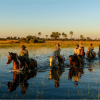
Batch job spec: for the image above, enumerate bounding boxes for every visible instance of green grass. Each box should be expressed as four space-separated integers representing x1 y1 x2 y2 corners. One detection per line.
0 40 100 48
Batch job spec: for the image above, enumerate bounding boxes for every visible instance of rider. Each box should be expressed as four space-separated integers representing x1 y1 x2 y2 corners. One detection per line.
53 43 62 62
88 43 94 56
79 42 83 50
73 44 82 64
73 44 80 55
18 45 29 69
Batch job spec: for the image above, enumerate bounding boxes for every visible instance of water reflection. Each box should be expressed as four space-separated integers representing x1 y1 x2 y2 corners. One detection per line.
7 70 37 94
49 67 64 87
68 67 84 86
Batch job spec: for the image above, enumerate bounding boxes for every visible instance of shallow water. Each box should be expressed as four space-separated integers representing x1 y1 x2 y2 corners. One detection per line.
0 47 100 99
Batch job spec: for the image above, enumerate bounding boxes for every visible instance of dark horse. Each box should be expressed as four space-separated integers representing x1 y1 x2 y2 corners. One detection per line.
69 55 83 66
80 47 85 57
6 52 37 70
69 47 84 66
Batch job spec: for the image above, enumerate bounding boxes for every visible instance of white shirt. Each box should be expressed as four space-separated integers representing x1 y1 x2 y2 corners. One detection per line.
73 48 80 55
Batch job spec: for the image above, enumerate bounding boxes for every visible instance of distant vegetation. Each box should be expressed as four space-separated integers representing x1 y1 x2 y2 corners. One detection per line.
1 31 100 42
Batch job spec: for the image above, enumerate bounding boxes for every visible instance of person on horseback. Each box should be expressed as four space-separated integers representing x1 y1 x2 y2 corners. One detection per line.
88 43 94 56
73 44 80 55
53 43 62 63
18 45 29 70
73 44 82 65
79 42 83 50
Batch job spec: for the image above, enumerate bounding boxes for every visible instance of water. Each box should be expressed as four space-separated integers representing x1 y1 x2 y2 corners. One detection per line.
0 47 100 99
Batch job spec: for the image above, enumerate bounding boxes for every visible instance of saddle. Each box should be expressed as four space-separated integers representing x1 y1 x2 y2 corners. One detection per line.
57 55 63 62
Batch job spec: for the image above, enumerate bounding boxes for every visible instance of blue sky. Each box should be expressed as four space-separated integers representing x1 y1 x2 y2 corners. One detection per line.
0 0 100 38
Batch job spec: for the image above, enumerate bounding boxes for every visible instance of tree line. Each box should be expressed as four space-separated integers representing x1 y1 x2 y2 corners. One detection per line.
1 31 100 41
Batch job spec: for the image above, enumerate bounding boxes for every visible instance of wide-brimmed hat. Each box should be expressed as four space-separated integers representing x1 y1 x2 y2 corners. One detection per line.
21 45 26 48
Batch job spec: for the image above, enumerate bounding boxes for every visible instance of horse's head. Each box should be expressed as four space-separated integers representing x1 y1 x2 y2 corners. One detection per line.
6 52 17 64
69 55 79 66
69 55 76 65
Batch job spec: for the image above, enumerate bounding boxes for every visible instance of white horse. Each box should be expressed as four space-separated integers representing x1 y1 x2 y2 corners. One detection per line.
49 55 65 67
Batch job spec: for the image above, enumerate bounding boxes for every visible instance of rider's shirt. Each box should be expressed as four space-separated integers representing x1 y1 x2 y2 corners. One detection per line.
54 47 61 56
73 48 80 55
19 49 29 59
88 46 94 50
79 44 83 50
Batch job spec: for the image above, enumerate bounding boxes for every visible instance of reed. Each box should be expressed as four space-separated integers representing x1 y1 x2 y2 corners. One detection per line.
0 40 100 48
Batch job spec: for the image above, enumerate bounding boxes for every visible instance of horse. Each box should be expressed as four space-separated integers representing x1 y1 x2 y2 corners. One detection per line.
86 48 96 58
49 55 65 67
6 52 37 70
69 55 83 67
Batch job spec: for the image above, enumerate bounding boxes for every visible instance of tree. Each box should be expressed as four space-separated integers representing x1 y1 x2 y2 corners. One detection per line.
6 37 10 39
14 36 17 40
45 35 48 39
26 35 33 41
38 32 41 38
80 35 84 40
58 33 61 38
18 37 20 39
86 37 91 41
62 32 67 39
50 32 60 39
64 34 67 39
69 31 73 39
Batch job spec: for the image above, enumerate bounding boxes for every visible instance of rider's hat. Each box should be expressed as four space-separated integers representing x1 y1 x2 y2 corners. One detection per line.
58 43 60 46
21 45 26 48
90 43 93 45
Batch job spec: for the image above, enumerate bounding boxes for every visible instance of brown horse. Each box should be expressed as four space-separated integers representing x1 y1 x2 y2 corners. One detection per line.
6 52 37 70
86 48 96 59
69 55 83 66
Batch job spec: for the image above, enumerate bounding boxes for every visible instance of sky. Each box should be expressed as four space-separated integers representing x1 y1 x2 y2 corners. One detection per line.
0 0 100 39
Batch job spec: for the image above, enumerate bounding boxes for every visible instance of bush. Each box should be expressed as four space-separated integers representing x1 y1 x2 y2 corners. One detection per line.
19 38 29 43
29 39 38 43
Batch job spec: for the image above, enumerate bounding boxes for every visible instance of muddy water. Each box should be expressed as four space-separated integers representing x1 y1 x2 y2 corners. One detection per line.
0 47 100 99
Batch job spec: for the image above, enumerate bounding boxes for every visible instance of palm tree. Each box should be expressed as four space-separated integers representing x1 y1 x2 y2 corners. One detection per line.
45 35 48 39
69 31 73 39
64 34 67 39
38 32 41 38
62 32 65 38
80 35 84 40
58 33 61 38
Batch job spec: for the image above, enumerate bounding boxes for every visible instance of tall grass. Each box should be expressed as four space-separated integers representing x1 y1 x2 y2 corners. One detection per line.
0 40 100 48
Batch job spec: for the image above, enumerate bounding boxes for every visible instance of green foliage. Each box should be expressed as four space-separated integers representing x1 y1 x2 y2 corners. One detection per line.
80 35 85 40
62 32 67 39
50 32 61 39
26 35 34 41
19 37 29 43
69 31 73 39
